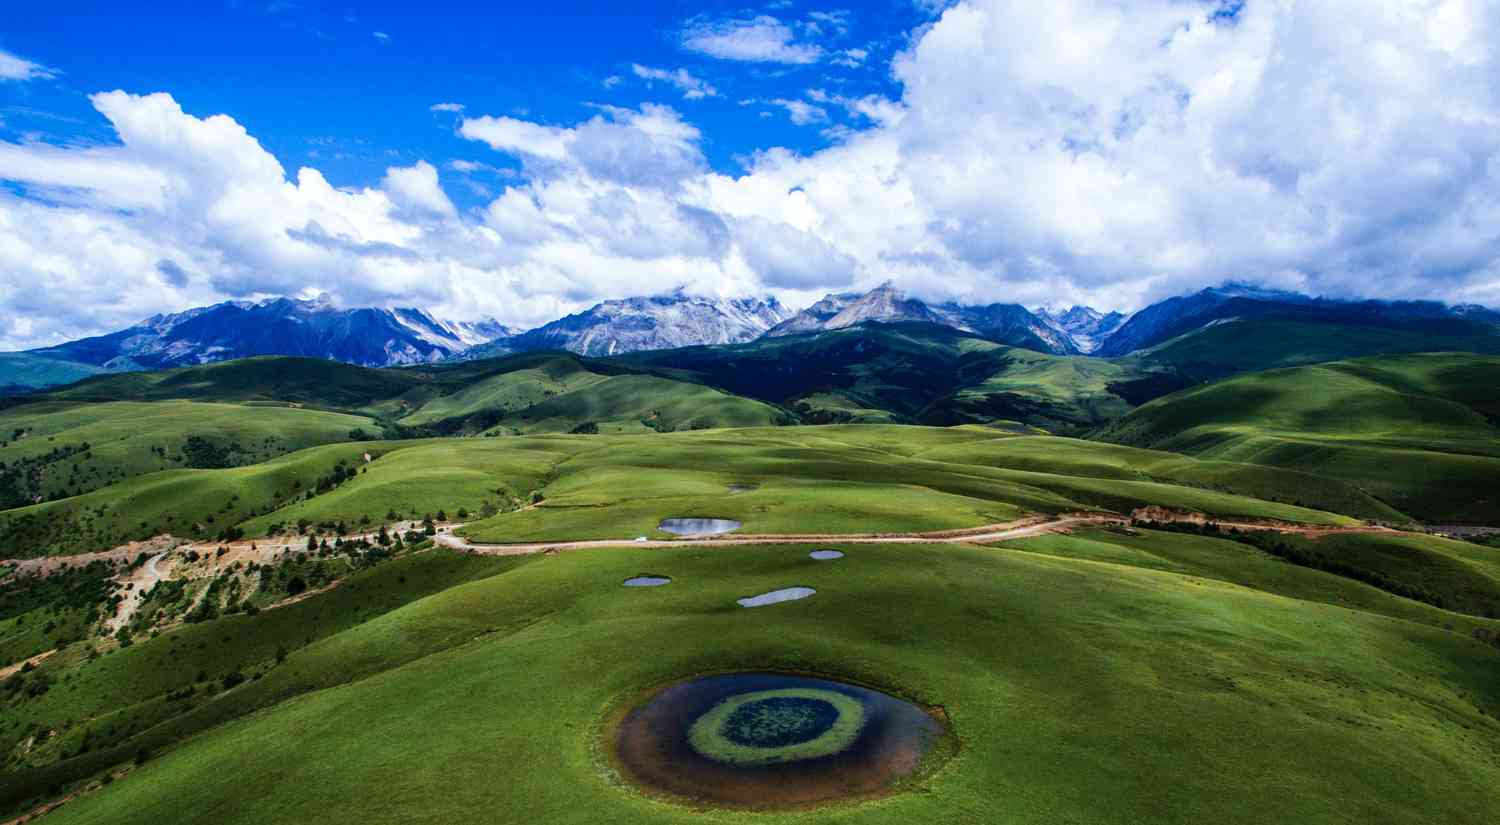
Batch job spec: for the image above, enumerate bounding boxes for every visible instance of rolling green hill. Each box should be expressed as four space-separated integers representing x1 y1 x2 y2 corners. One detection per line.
0 355 104 396
1098 353 1500 523
1138 318 1500 381
0 401 378 505
7 537 1498 824
616 323 1171 433
2 424 1384 559
0 353 786 506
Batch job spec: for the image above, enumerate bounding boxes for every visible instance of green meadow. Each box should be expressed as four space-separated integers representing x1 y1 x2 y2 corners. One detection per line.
3 342 1500 824
1100 353 1500 522
0 400 377 500
11 538 1499 824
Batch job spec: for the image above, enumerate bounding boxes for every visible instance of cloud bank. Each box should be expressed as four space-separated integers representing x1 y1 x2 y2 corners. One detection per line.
3 0 1500 350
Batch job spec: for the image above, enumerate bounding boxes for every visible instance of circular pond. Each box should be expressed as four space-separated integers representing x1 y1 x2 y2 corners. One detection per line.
658 518 742 536
612 673 951 809
623 575 671 587
809 550 845 561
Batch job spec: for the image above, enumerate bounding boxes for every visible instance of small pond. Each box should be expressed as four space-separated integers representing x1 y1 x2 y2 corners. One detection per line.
623 575 672 587
738 587 816 608
612 672 952 809
727 483 759 494
658 518 742 536
809 550 845 561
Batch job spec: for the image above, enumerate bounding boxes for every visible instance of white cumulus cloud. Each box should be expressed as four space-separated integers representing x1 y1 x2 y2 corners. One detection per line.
4 0 1500 348
681 15 823 64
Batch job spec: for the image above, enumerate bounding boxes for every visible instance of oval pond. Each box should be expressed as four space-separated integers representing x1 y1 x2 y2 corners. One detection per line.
612 672 951 809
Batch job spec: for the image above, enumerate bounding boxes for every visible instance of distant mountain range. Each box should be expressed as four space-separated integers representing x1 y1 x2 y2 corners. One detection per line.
6 281 1499 394
1034 306 1127 354
465 291 788 359
25 297 511 371
767 283 1078 354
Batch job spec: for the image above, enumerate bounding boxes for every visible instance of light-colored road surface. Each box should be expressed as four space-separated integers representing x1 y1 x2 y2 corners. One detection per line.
433 514 1121 556
434 512 1402 558
0 650 56 681
105 552 170 635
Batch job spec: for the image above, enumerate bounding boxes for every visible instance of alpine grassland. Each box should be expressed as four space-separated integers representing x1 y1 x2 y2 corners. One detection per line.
11 540 1499 824
1099 353 1500 522
2 347 1498 824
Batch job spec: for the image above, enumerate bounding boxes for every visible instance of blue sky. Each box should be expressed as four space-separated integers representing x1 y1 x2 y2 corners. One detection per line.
1 0 1498 350
4 0 923 210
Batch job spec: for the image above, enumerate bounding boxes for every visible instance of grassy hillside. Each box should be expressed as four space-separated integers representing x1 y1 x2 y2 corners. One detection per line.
11 539 1498 824
1 425 1387 559
0 355 104 395
1134 319 1500 386
1099 353 1500 523
617 323 1168 433
0 353 785 517
0 547 531 800
0 401 377 504
0 442 393 556
399 363 787 435
458 426 1363 545
1012 527 1500 631
31 356 425 411
10 352 784 436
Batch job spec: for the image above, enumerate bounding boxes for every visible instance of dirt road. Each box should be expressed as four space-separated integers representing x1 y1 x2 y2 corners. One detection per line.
105 552 170 635
433 510 1405 558
433 514 1121 556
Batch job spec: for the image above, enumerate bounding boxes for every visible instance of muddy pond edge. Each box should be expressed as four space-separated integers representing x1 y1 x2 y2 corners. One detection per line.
591 667 962 813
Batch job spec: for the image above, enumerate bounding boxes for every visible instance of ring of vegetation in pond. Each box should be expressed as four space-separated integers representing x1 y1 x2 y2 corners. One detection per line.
738 587 815 607
612 673 952 809
623 575 671 587
688 688 865 765
809 550 845 560
658 518 742 536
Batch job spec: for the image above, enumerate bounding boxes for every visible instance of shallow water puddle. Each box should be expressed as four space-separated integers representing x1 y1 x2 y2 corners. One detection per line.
659 518 742 536
809 550 845 560
737 587 816 607
623 575 671 587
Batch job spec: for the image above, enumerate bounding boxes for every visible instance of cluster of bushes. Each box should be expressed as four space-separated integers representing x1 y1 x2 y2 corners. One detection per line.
792 402 856 425
1 664 52 699
180 435 243 470
311 460 358 495
0 561 117 623
0 442 91 508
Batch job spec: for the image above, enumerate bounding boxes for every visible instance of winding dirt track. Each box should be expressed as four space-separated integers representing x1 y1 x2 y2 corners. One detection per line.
433 512 1403 558
434 514 1118 556
104 552 170 635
